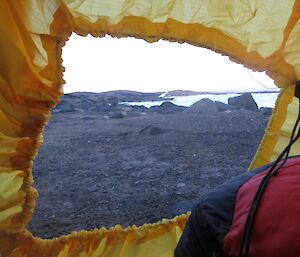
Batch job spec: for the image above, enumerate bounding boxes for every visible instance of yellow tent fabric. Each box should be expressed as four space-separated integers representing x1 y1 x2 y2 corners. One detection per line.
0 0 300 256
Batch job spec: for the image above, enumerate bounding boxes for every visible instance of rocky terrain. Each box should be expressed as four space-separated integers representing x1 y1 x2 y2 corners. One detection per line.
28 91 272 239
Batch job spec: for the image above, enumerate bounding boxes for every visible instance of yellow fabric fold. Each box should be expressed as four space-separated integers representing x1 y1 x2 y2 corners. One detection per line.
0 171 25 231
0 214 188 257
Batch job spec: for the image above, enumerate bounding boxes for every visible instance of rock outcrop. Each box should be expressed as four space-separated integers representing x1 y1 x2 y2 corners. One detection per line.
185 98 218 113
228 93 258 111
149 101 186 114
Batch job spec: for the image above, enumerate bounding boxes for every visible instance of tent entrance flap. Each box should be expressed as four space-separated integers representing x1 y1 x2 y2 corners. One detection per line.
0 0 300 256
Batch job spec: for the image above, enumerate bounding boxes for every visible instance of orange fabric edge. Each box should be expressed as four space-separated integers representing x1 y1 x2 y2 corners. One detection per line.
3 1 300 255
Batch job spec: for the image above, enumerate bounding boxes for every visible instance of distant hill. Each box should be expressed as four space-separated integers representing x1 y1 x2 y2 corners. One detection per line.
164 89 279 97
164 90 202 97
66 90 164 102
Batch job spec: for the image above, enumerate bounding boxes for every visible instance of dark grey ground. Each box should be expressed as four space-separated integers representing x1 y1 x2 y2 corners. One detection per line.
28 109 271 238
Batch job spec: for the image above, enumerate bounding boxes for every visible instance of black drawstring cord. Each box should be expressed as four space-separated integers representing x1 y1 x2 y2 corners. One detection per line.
238 81 300 257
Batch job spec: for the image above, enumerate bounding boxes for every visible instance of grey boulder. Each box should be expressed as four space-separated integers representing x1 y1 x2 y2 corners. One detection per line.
186 98 218 113
228 93 258 111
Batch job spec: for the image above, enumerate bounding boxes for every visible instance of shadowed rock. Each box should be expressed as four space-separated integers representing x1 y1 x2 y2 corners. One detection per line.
228 93 258 111
215 101 238 112
260 107 272 116
131 105 149 113
108 112 124 119
149 101 186 114
139 125 164 136
186 98 218 113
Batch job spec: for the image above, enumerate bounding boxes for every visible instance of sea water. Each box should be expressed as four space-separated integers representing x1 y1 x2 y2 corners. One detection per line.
123 92 279 109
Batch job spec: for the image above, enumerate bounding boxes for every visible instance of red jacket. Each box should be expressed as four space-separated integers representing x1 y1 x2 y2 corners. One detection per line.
175 156 300 257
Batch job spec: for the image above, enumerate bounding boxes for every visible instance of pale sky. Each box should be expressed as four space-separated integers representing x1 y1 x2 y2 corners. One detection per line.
62 33 277 94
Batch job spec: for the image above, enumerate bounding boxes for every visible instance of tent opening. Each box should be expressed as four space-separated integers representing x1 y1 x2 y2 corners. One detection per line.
28 33 277 239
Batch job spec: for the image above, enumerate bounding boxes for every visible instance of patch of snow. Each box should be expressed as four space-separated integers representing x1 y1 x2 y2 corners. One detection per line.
123 92 279 109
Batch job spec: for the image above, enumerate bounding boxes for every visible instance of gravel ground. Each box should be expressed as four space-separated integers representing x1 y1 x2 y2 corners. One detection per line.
28 110 271 238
